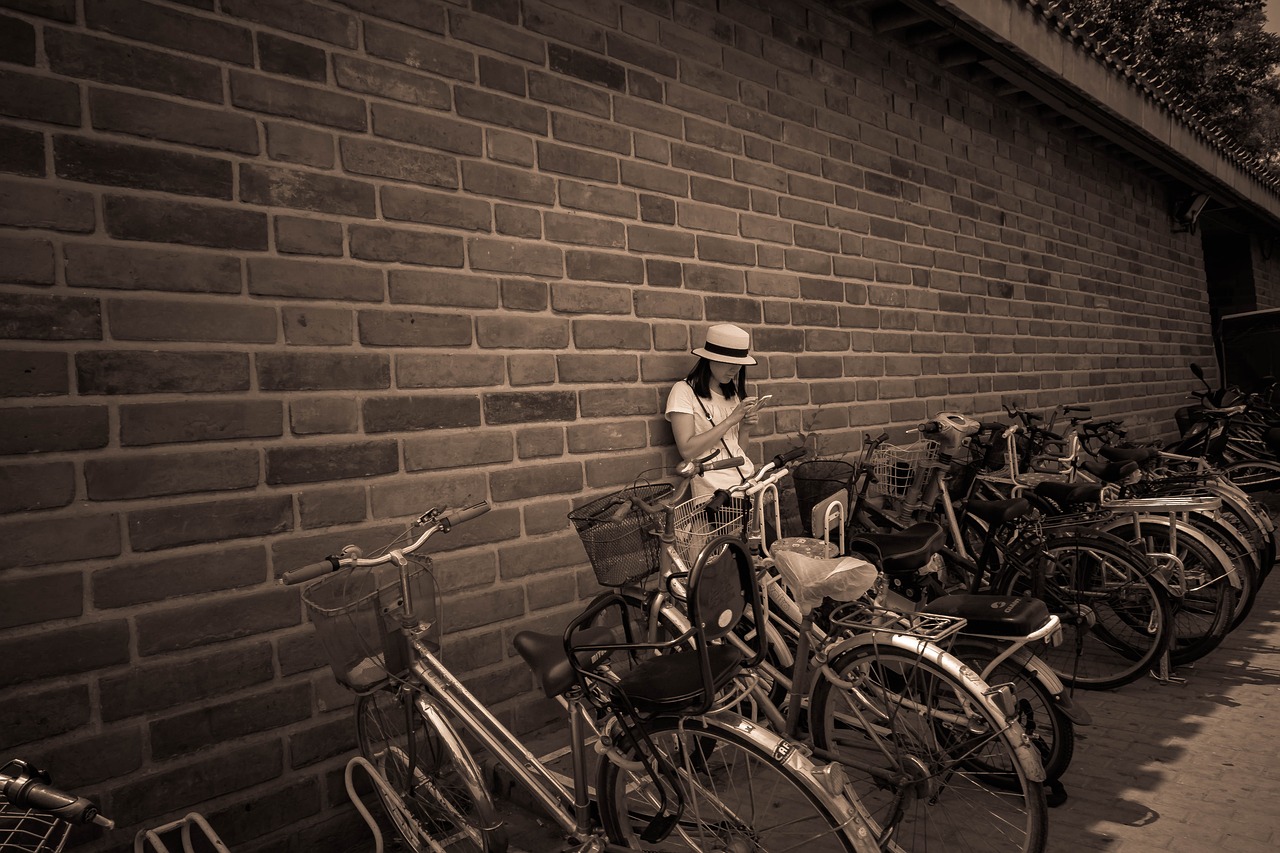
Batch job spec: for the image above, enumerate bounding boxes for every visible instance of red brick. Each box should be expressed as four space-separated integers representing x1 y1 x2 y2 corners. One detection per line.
0 460 75 513
475 315 569 349
46 28 222 103
572 318 651 349
404 431 512 471
0 235 52 285
77 350 250 394
349 224 464 266
64 242 242 293
85 0 254 63
0 405 108 454
89 88 259 155
396 353 504 387
515 425 563 459
335 54 451 108
298 485 365 528
222 0 357 48
363 21 475 81
85 448 259 500
104 194 268 250
289 397 358 435
249 257 384 301
106 298 277 343
371 101 484 156
508 353 556 385
705 294 763 324
462 160 556 204
120 399 283 446
231 69 365 130
275 216 343 256
550 41 629 88
363 395 483 433
483 390 577 424
0 292 100 339
257 31 327 82
0 68 79 126
634 288 701 319
128 494 293 552
0 124 43 177
450 8 544 63
281 306 353 345
627 223 696 256
388 270 499 309
94 544 266 609
0 178 95 232
495 203 543 237
265 121 335 168
357 309 472 346
578 387 659 417
0 12 36 65
0 618 129 686
340 137 459 188
557 353 639 383
501 277 549 310
566 420 649 453
544 211 626 247
151 681 311 760
265 440 398 484
257 352 389 391
537 139 618 181
110 740 284 822
560 180 638 217
241 163 375 217
0 682 90 750
0 570 81 629
382 185 492 231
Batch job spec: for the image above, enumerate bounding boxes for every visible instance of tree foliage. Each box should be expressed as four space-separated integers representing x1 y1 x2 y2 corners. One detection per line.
1061 0 1280 163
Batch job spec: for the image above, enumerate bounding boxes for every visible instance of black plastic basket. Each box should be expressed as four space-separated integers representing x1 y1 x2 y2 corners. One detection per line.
569 483 673 586
792 460 856 536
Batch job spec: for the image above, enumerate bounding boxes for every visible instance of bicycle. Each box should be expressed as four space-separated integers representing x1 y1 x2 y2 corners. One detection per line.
284 496 874 852
0 759 114 852
588 454 1050 853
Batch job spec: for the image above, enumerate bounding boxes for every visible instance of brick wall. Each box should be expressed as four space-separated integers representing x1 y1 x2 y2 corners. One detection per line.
0 0 1257 849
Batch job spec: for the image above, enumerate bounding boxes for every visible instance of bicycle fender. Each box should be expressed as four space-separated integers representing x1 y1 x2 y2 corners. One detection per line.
1001 646 1093 726
820 632 1048 783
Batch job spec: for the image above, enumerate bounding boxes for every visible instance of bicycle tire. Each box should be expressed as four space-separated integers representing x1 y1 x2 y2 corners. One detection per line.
808 638 1049 853
999 531 1171 690
597 713 864 851
356 688 506 853
947 638 1074 785
1223 459 1280 493
1103 519 1238 666
1181 511 1260 631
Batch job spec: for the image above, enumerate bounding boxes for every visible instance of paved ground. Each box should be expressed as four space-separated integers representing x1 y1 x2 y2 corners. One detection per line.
490 572 1280 852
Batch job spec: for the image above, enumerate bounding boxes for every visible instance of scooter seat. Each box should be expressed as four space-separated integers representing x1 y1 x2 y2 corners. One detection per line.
847 522 944 574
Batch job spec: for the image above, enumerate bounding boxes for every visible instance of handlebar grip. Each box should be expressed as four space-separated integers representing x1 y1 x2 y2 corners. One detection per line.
0 773 112 828
704 489 731 514
442 501 490 528
280 557 341 585
772 447 807 467
705 456 746 471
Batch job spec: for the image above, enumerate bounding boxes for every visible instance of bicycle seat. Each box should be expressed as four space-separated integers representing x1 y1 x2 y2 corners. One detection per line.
1033 480 1104 507
921 594 1051 638
513 626 618 699
1078 458 1139 483
846 521 945 574
1098 445 1159 465
962 498 1029 529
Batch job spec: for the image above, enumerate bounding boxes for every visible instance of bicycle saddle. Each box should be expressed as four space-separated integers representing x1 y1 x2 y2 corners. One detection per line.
513 625 617 698
963 497 1030 528
1033 480 1104 507
1098 445 1159 465
846 521 945 574
921 593 1051 638
1078 458 1139 483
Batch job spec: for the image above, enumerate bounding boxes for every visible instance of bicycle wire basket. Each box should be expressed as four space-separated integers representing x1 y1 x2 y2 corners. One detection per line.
869 440 939 499
0 795 71 853
569 483 673 586
672 493 750 565
301 558 438 694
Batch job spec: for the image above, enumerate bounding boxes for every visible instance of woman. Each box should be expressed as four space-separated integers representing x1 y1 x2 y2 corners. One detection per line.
665 323 763 499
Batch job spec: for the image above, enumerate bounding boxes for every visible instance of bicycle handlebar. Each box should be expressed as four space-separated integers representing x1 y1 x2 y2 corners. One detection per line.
279 502 491 585
0 760 113 828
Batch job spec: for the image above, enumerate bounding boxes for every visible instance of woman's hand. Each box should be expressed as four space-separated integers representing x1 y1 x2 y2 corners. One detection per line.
729 397 758 426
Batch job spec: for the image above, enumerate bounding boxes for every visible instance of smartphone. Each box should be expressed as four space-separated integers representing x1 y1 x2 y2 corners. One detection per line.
750 394 773 411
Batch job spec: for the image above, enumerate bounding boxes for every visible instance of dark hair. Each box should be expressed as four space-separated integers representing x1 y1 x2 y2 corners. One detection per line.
685 358 747 401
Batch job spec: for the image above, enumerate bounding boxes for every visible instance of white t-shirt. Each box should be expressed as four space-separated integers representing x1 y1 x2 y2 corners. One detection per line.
665 381 755 498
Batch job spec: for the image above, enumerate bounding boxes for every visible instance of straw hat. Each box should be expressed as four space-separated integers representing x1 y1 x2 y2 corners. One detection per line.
692 324 756 365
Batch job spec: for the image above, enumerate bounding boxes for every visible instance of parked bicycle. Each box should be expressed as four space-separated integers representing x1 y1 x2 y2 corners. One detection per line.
0 759 113 853
285 492 876 852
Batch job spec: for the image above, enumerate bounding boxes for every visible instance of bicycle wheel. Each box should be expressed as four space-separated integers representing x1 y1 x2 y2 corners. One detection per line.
598 714 860 851
1223 459 1280 493
1114 520 1238 666
808 639 1048 853
1005 532 1171 689
1183 511 1260 630
947 639 1074 786
356 687 506 853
